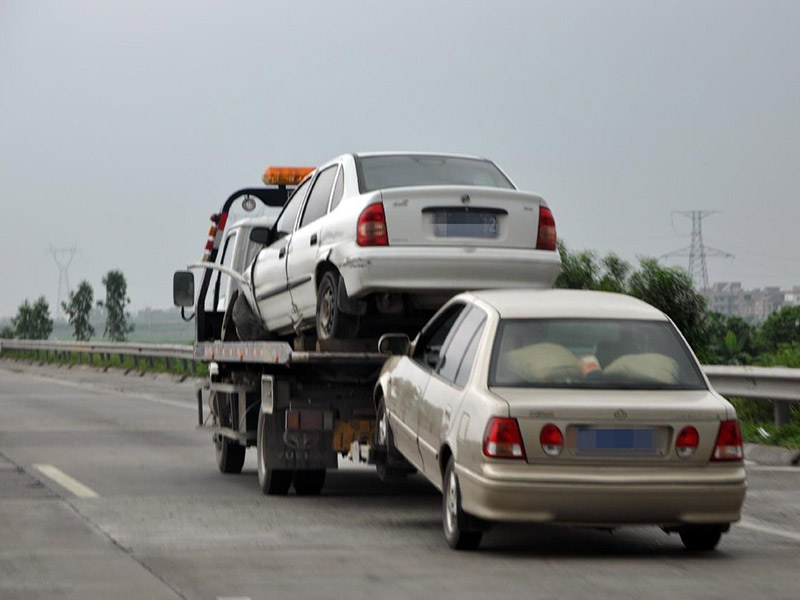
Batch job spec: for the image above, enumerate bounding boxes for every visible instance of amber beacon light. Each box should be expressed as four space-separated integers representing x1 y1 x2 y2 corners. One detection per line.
262 166 315 186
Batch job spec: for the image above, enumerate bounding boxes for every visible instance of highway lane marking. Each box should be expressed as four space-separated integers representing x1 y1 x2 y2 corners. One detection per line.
21 372 196 412
738 519 800 543
33 464 99 499
217 597 252 600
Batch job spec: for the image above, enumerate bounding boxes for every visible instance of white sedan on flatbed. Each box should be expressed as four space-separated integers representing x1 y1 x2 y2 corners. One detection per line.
374 289 747 550
242 153 561 340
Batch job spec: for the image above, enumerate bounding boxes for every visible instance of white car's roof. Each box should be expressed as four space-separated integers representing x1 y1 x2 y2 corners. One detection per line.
353 151 488 161
466 289 669 321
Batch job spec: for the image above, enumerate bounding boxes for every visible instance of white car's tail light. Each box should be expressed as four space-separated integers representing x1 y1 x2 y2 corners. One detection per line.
711 420 744 461
357 202 389 246
536 205 557 251
483 417 526 459
675 426 699 458
539 423 564 457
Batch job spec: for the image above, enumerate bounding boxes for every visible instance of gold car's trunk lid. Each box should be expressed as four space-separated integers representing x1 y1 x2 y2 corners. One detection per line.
493 388 729 465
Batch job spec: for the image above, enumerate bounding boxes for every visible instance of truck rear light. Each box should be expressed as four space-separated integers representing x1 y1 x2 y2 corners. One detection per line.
536 206 557 251
357 202 389 246
711 420 743 461
675 426 699 458
483 417 526 459
539 423 564 457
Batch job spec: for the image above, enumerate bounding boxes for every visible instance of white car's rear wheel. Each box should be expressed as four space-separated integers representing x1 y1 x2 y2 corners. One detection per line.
316 271 359 340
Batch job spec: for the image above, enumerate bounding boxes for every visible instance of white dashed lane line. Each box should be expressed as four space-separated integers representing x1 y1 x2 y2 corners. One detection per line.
738 519 800 543
33 464 100 499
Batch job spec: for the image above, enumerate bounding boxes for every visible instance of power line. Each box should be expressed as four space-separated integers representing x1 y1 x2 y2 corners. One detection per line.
661 211 733 293
48 244 78 320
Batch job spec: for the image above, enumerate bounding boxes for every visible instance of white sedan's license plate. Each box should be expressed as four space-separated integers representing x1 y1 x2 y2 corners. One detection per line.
576 427 662 456
433 210 498 238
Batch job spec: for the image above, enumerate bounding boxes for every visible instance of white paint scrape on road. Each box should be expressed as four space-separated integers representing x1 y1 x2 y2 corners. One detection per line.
34 464 100 499
738 519 800 543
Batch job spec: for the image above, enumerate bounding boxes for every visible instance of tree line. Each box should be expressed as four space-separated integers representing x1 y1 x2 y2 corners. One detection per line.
555 242 800 367
0 270 134 343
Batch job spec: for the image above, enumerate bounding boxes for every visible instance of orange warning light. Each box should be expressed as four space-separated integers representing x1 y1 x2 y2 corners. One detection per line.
262 166 315 186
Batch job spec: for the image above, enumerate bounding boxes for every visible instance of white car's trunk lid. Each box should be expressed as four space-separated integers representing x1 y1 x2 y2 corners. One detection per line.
380 186 543 248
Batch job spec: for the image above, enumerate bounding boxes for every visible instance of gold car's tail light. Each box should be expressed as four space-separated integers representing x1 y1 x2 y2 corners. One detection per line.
711 420 744 461
675 426 700 458
483 418 526 459
539 423 564 457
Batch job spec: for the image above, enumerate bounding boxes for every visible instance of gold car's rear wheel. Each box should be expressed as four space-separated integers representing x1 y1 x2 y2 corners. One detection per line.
443 457 482 550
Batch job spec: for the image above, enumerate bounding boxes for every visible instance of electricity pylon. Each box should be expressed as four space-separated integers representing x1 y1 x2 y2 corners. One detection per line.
661 211 733 293
48 244 78 320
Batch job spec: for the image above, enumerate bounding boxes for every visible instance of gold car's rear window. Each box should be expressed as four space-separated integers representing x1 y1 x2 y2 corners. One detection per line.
489 319 707 390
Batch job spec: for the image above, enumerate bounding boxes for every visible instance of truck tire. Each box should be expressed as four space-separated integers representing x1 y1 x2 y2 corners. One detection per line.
316 271 359 341
215 435 246 474
443 457 483 550
257 411 292 495
293 469 326 496
374 397 413 483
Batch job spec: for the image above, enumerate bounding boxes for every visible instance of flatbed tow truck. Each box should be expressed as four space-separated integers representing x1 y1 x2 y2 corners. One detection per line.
173 168 410 496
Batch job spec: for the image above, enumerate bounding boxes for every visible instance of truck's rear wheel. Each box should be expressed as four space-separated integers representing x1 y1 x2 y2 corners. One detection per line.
293 469 326 495
215 435 246 474
316 271 359 341
257 411 292 495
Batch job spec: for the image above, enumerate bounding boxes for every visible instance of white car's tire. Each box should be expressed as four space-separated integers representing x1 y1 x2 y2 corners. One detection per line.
316 271 359 341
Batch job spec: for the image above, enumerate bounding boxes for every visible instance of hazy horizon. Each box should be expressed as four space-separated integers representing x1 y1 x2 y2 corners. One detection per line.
2 1 799 318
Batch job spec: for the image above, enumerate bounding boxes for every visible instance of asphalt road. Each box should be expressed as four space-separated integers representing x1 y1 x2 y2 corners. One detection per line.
1 360 799 600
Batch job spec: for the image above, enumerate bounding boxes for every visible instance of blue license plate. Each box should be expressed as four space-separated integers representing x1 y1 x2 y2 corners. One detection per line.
577 428 658 456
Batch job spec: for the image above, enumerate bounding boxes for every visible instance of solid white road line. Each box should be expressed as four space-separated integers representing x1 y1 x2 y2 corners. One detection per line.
738 519 800 543
27 373 196 411
745 465 800 473
217 597 252 600
33 464 100 499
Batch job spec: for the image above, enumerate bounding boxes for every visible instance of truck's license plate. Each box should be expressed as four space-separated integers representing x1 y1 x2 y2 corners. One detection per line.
433 210 498 238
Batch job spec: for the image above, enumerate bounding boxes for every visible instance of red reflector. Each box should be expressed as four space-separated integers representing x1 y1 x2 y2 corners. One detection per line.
539 423 564 457
356 202 389 246
217 212 228 232
676 426 699 458
483 417 526 459
536 206 557 251
712 420 743 461
204 240 213 250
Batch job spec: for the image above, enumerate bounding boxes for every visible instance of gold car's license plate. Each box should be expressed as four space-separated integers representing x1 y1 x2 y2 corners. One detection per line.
576 427 661 457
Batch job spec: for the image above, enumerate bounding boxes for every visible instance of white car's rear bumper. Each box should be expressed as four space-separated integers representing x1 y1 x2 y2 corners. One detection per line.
337 246 561 298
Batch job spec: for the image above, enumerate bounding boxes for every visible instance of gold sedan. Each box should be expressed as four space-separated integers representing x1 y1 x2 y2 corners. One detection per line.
375 289 746 550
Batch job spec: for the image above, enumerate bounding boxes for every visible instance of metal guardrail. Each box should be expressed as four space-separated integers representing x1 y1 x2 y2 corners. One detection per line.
0 339 196 373
1 339 798 426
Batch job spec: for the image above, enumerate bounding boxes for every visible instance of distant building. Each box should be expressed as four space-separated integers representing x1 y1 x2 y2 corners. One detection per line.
707 282 799 322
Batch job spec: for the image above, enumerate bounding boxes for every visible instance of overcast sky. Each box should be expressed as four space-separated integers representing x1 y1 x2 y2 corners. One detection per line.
1 0 798 318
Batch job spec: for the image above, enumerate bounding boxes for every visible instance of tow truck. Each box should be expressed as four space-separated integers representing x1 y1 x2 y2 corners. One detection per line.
173 167 411 495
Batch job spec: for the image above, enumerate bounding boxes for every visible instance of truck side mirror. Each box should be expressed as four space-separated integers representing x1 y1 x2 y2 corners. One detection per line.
378 333 410 356
173 271 195 307
249 227 270 245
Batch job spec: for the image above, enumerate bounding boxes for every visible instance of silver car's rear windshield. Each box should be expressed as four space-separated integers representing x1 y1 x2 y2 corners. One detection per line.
489 318 707 390
356 155 515 193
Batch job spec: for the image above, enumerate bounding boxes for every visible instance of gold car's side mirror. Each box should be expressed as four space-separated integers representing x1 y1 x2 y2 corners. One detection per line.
378 333 411 356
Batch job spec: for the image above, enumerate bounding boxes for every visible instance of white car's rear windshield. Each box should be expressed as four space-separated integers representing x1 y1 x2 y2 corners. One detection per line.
356 155 515 192
489 319 707 390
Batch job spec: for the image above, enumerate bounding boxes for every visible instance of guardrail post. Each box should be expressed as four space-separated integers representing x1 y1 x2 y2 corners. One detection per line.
148 356 155 369
165 357 171 372
182 358 189 373
774 400 791 428
191 361 197 376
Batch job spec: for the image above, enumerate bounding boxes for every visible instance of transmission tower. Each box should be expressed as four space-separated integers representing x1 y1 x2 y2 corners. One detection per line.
661 211 733 293
48 244 78 320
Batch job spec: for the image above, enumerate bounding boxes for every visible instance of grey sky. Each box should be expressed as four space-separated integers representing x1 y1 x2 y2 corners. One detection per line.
1 0 798 318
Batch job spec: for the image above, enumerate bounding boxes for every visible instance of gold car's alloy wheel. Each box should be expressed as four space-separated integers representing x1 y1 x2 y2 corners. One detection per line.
445 469 458 536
